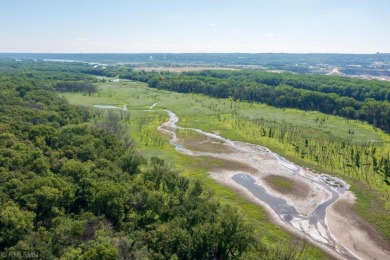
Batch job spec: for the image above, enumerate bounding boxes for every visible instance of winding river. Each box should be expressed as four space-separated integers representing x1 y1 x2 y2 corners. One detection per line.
157 109 360 259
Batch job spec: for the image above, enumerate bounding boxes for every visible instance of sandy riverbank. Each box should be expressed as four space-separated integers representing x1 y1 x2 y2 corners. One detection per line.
327 192 390 260
209 169 345 260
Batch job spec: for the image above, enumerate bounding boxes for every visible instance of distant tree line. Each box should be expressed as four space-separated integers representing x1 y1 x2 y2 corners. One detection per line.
55 81 98 94
138 70 390 133
60 64 390 132
186 70 390 102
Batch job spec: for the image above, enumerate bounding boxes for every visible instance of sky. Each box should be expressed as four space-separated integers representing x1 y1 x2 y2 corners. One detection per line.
0 0 389 53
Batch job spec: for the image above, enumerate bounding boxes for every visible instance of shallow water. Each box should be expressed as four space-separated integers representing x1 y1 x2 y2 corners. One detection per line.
94 104 127 110
232 173 299 215
94 105 119 109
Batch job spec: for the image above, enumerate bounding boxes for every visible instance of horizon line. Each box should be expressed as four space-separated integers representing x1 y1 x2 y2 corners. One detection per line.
0 52 388 55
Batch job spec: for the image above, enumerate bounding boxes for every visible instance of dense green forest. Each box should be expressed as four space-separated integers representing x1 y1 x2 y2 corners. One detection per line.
55 82 98 94
0 64 312 259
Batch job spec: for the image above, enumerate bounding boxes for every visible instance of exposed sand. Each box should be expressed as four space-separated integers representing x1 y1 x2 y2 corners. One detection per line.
208 156 331 216
177 135 236 154
214 153 389 259
209 169 344 260
157 108 390 260
263 174 310 199
327 192 390 260
209 168 326 217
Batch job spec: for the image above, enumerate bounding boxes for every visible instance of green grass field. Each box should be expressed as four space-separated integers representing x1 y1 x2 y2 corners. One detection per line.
63 78 390 258
64 79 384 143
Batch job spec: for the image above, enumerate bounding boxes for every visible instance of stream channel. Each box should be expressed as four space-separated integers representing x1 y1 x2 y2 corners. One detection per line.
157 109 358 260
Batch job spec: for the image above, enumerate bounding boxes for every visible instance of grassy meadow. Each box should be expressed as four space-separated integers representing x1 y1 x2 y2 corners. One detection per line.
63 78 390 257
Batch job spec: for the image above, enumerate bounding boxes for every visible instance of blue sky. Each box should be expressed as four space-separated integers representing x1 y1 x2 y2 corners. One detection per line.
1 0 389 53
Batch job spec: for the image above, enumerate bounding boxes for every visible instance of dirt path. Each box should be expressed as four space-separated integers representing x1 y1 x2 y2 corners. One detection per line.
156 108 390 260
